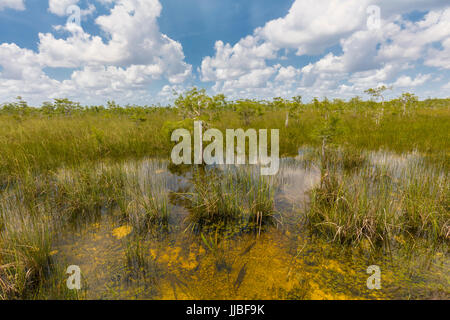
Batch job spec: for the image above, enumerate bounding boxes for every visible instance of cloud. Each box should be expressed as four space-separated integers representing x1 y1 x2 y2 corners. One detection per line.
48 0 79 16
40 0 191 81
426 38 450 69
68 64 162 90
0 43 61 101
394 74 431 87
48 0 95 18
200 0 381 97
158 84 186 102
219 66 279 92
258 0 371 56
300 8 450 91
200 37 276 82
0 43 42 80
0 0 25 11
0 0 192 104
374 0 449 15
200 0 450 100
1 0 450 104
275 66 301 83
377 9 450 64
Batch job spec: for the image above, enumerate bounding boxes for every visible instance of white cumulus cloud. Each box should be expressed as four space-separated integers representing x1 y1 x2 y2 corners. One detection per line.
200 0 450 100
48 0 79 16
0 0 192 104
0 0 25 11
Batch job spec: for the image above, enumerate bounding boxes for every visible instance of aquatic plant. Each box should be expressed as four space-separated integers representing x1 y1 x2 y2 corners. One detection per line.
184 166 277 232
0 204 53 299
306 152 449 246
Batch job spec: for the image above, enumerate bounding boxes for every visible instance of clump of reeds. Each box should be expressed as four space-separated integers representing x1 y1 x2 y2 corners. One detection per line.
310 146 368 172
53 164 128 222
400 168 449 242
186 168 243 229
340 148 368 171
120 160 172 233
0 201 53 299
306 151 449 247
307 168 398 246
184 166 277 232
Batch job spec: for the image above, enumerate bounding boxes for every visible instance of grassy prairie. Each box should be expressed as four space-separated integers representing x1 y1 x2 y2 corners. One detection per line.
0 96 448 180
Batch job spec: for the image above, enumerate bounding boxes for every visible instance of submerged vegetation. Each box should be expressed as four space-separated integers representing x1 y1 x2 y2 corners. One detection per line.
0 90 449 300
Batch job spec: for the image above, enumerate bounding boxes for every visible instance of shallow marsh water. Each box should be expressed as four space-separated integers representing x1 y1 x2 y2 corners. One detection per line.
52 152 449 300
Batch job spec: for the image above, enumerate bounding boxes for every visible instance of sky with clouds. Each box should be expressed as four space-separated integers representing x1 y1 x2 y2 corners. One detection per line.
0 0 449 105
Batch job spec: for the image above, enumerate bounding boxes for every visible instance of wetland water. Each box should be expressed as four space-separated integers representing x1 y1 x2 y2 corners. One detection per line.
54 151 449 300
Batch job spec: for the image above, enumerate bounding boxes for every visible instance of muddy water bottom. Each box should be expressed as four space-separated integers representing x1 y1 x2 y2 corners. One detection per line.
56 218 449 300
54 156 450 300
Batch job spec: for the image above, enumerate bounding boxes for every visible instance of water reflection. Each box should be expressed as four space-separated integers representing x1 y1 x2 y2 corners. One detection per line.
53 151 449 300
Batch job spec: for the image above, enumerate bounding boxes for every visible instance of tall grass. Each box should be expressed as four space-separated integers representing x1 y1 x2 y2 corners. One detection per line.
0 113 173 181
0 159 172 299
121 160 171 233
184 166 278 232
306 150 449 246
0 200 72 299
0 102 448 181
400 168 449 241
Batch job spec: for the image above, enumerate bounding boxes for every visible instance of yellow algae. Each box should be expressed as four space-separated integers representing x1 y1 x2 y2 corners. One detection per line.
92 222 101 230
181 251 199 271
197 245 206 256
147 232 386 300
112 225 132 239
150 249 157 260
323 259 346 274
308 280 353 300
52 208 449 300
172 246 182 256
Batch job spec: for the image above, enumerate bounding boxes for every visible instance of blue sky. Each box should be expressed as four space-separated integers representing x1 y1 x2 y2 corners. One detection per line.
0 0 449 105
